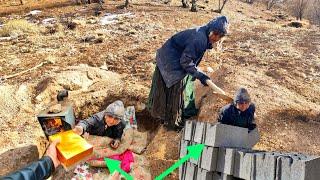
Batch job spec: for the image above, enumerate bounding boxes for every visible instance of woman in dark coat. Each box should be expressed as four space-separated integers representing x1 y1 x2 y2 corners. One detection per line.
148 16 229 130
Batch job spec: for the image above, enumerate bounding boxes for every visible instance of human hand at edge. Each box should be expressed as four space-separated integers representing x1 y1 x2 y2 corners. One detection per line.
73 125 84 135
198 73 210 86
110 139 120 149
45 139 61 168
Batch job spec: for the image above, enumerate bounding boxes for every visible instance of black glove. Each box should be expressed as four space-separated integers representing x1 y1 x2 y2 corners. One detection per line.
197 72 210 86
248 124 257 132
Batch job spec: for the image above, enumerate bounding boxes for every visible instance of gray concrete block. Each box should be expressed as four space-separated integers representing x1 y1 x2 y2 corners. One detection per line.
276 156 292 180
185 162 197 180
233 149 254 179
193 121 206 143
196 168 214 180
254 152 279 180
179 163 186 180
272 152 320 180
184 120 195 141
180 140 190 158
290 155 320 180
189 142 201 165
216 148 237 175
247 128 260 148
213 172 236 180
200 146 218 171
204 123 251 148
233 149 265 180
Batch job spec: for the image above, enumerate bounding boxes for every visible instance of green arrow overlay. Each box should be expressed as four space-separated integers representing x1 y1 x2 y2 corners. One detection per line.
104 158 133 180
155 143 205 180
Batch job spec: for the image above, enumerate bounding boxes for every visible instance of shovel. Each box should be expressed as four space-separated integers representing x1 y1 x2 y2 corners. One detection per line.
205 79 233 103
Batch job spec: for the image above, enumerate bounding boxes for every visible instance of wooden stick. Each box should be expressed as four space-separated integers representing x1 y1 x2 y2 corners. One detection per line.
1 61 48 80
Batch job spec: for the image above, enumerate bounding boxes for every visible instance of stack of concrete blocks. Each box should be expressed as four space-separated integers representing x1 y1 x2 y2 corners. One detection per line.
179 120 320 180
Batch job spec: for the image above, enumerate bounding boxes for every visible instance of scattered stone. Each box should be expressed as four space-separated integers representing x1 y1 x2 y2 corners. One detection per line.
42 18 56 25
26 10 42 16
80 35 96 43
274 13 287 20
87 18 98 24
20 47 30 53
0 145 39 176
48 104 62 113
79 35 103 43
0 37 13 42
266 18 277 22
94 37 103 43
66 21 77 30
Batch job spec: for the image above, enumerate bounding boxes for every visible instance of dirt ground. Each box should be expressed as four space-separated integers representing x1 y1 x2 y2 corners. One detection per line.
0 0 319 179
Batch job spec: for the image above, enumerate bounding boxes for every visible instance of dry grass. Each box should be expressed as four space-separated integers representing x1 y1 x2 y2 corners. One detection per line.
0 19 40 37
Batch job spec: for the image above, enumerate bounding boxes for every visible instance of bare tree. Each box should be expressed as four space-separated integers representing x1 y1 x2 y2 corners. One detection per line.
314 0 320 24
267 0 278 9
292 0 309 20
214 0 228 13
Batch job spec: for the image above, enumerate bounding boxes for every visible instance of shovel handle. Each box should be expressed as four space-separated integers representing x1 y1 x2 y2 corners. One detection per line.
205 79 225 95
205 79 234 102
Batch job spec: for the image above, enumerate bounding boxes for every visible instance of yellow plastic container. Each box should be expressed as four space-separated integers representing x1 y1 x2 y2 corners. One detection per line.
49 130 93 168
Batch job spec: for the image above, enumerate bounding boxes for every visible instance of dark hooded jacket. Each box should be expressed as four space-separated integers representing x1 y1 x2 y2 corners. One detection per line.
218 88 256 130
217 103 256 130
156 16 229 88
78 111 125 140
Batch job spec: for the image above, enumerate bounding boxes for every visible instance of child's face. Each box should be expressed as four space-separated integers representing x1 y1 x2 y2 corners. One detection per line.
236 101 250 112
105 115 120 126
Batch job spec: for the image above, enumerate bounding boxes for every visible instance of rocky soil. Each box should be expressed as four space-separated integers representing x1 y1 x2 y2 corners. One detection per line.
0 0 319 178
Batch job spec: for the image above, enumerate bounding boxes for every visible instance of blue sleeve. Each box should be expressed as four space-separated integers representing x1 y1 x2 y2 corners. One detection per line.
217 107 228 124
78 111 104 133
1 156 54 180
179 38 206 77
217 105 233 125
114 122 125 141
248 104 256 130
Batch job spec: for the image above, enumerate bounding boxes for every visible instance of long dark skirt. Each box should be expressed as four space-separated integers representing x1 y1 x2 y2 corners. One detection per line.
147 67 197 129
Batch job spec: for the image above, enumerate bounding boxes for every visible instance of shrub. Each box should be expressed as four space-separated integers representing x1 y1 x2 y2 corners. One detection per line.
0 19 39 37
